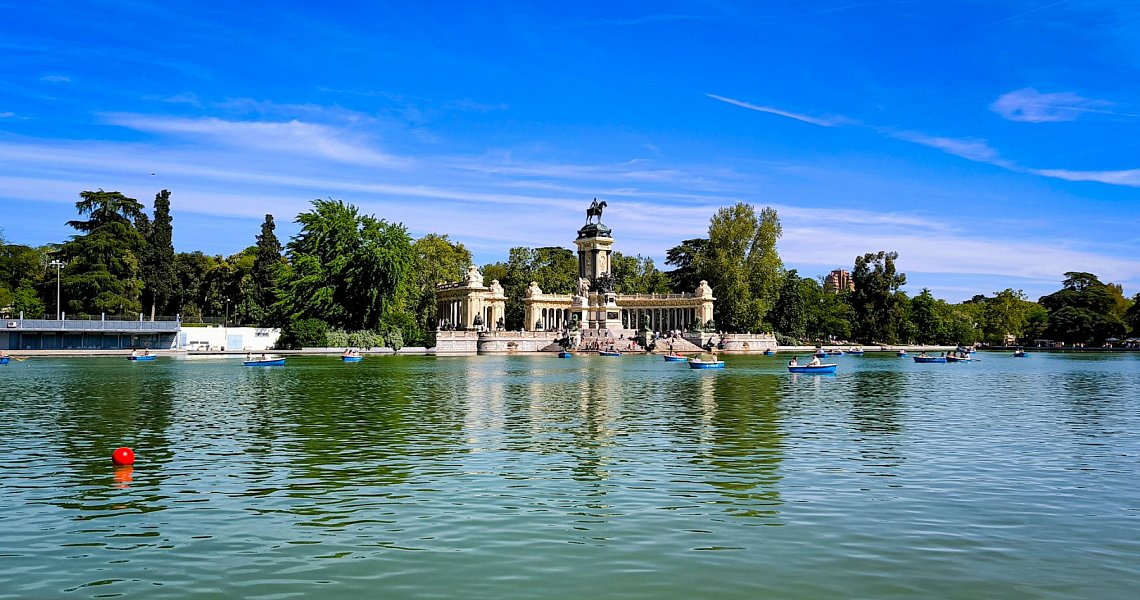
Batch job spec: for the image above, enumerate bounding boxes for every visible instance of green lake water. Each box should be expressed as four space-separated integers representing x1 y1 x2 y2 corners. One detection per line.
1 352 1138 599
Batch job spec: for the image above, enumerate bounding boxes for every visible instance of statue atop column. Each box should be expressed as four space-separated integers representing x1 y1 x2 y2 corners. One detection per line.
577 198 612 239
585 198 607 225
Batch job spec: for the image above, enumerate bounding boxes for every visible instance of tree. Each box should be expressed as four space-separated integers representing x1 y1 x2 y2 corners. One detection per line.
494 246 577 330
139 189 177 319
909 289 944 344
664 238 707 292
979 289 1036 344
800 276 854 342
769 269 806 340
611 252 669 294
0 243 48 317
1039 272 1126 345
250 214 283 325
410 233 472 345
58 190 146 316
850 251 907 344
275 199 416 334
697 203 783 332
1125 293 1140 337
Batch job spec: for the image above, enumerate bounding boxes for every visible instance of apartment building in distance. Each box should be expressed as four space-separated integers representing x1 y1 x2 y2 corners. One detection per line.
825 268 855 293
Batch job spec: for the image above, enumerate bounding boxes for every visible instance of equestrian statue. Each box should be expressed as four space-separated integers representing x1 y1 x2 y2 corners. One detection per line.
585 198 607 224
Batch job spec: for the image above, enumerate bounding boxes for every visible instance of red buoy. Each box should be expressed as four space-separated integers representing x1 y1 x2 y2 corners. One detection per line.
112 447 135 465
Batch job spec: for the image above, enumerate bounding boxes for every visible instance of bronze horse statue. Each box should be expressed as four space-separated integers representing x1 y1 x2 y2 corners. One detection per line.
585 198 607 224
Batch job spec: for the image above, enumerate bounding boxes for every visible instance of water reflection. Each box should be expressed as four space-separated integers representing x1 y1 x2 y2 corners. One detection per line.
701 373 785 521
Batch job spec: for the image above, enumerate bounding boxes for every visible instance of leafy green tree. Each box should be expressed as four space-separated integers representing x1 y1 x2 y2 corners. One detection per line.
909 289 944 344
1124 293 1140 337
10 281 46 317
978 289 1036 344
139 190 177 319
58 190 146 316
769 270 806 340
850 250 908 344
250 214 283 325
697 203 783 332
279 317 328 348
275 199 415 334
410 233 472 345
664 238 707 292
611 252 669 294
0 243 48 317
172 251 217 320
1039 272 1126 344
800 276 854 342
493 246 577 330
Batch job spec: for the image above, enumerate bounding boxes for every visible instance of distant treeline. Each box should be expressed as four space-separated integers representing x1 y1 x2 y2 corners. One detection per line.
2 191 1138 347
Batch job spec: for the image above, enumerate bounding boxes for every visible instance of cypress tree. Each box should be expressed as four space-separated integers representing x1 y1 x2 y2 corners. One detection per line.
141 189 176 319
251 214 282 324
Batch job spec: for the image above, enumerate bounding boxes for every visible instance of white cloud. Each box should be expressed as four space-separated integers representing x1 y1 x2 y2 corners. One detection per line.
990 88 1111 122
0 112 15 119
40 74 70 83
887 130 1011 166
1030 167 1140 187
102 114 407 168
706 93 852 127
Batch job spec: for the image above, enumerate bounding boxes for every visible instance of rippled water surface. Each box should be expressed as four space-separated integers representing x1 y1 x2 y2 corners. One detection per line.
1 352 1138 598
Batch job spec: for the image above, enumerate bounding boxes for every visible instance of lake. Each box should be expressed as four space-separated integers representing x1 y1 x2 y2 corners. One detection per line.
1 351 1137 599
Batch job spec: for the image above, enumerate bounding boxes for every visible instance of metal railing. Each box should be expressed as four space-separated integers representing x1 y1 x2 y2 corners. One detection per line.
5 318 181 332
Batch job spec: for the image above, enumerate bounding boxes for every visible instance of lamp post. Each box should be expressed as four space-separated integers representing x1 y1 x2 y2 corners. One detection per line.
48 259 65 320
224 298 230 353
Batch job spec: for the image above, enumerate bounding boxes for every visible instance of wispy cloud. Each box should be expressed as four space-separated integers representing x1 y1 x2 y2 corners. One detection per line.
710 94 1140 187
706 93 852 127
982 0 1070 27
887 130 1013 167
582 14 711 27
990 88 1114 122
102 113 406 168
0 111 15 119
40 74 70 83
1030 167 1140 187
144 92 203 107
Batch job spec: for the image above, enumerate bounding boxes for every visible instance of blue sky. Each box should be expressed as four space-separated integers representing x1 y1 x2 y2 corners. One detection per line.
2 0 1138 301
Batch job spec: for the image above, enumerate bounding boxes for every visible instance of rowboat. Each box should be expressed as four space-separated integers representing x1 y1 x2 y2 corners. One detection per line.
827 350 844 356
788 363 837 374
913 356 946 363
764 349 777 356
0 356 9 365
946 355 972 363
558 351 572 358
598 350 621 357
896 350 908 357
813 351 827 358
128 355 157 361
1013 350 1028 358
341 355 363 363
664 354 689 362
689 358 724 369
846 349 864 356
244 357 285 366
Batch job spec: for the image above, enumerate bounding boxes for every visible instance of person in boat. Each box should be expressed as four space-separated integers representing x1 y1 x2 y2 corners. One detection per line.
808 355 821 366
919 351 928 358
788 357 799 367
246 352 253 361
143 349 150 356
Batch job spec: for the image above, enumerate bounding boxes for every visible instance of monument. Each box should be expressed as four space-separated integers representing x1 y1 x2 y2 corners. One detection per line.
436 198 719 353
